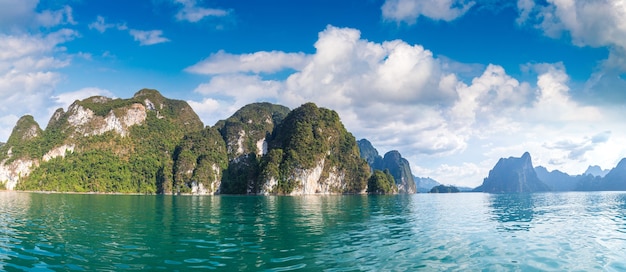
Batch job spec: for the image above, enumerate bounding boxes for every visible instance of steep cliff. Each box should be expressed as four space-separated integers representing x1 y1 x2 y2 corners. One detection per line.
598 158 626 191
534 166 579 191
0 115 44 190
357 139 383 170
1 89 204 193
475 152 550 193
381 151 417 194
259 103 370 195
0 94 372 195
357 139 417 194
215 103 290 194
172 127 228 194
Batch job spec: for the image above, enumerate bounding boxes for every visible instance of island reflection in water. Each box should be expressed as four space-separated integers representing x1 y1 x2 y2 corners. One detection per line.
0 191 625 271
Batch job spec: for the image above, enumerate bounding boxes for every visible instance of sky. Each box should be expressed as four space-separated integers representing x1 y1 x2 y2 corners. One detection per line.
1 0 626 188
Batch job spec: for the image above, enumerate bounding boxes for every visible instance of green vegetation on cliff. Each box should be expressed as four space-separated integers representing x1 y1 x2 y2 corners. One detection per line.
18 149 134 193
173 127 228 194
214 103 290 194
264 103 370 194
0 115 43 162
429 185 460 193
367 169 397 194
5 89 204 194
357 139 417 194
2 91 373 195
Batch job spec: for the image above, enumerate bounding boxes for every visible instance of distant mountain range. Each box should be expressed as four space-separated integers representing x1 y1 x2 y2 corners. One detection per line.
474 152 550 193
0 88 448 195
475 152 624 193
414 176 441 193
5 90 622 195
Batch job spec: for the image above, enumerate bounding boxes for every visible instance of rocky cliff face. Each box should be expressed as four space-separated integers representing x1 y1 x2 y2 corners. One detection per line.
0 89 203 193
0 116 44 190
534 166 579 191
0 92 372 195
357 139 383 170
214 103 290 194
172 127 228 195
357 139 417 194
475 152 550 193
598 159 626 191
381 151 417 194
259 103 369 195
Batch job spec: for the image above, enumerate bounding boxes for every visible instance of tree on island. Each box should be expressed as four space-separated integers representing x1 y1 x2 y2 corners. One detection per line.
367 169 398 194
429 185 460 193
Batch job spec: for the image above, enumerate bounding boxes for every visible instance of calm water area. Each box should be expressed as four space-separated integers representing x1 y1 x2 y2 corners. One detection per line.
0 191 625 271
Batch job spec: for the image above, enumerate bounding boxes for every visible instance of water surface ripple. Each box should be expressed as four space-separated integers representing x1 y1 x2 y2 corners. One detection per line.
0 191 625 271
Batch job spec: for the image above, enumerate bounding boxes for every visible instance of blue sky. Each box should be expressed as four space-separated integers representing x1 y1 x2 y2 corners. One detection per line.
2 0 626 187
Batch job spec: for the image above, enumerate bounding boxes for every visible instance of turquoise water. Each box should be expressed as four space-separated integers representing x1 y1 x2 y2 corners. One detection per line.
0 192 625 271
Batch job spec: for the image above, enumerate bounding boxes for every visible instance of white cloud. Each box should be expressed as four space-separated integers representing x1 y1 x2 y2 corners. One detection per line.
189 74 283 126
0 0 75 30
0 29 77 141
35 5 75 27
129 29 170 46
88 16 115 33
528 63 602 122
186 50 309 75
51 87 115 110
173 0 229 23
518 0 626 72
382 0 475 23
187 25 623 188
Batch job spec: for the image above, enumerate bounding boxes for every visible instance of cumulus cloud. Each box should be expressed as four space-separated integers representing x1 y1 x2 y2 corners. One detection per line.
528 63 602 122
173 0 229 23
517 0 626 48
190 74 283 126
382 0 475 23
186 25 615 187
517 0 626 74
0 29 78 140
186 50 309 75
129 29 170 46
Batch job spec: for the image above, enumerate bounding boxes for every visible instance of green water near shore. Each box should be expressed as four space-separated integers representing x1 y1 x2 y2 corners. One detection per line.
1 191 625 271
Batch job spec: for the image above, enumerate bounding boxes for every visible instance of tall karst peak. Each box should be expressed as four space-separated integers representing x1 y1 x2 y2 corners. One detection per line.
475 152 550 193
8 115 42 143
357 139 417 194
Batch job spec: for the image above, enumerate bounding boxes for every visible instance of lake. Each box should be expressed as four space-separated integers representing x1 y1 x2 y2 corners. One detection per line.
0 191 625 271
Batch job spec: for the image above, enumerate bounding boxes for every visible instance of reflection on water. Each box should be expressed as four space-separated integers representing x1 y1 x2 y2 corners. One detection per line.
489 193 536 231
0 191 625 271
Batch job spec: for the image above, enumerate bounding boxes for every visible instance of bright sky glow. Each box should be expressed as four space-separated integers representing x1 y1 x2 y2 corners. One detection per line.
2 0 626 187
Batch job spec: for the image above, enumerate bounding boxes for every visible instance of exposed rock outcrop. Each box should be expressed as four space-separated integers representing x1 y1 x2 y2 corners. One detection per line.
475 152 550 193
357 139 417 194
381 150 417 194
0 89 203 193
258 103 369 195
597 159 626 191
